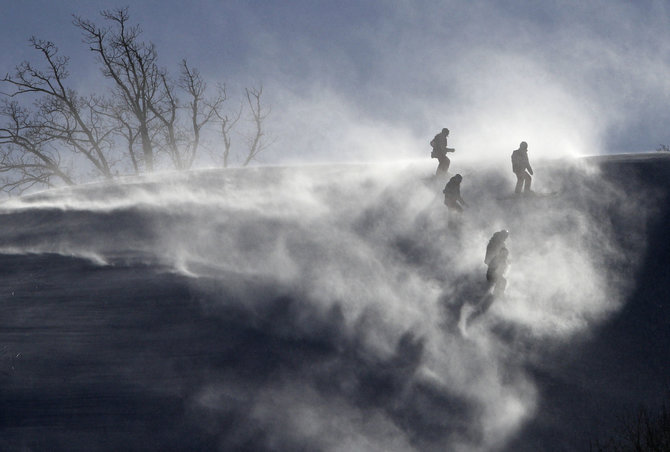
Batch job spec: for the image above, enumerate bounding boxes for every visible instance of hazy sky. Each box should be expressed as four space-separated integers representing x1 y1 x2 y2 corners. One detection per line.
2 0 670 165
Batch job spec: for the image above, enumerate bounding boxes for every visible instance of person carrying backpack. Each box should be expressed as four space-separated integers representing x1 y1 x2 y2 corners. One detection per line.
431 128 455 177
511 141 533 194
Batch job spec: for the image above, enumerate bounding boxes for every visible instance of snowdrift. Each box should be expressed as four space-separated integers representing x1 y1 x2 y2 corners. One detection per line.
0 155 669 451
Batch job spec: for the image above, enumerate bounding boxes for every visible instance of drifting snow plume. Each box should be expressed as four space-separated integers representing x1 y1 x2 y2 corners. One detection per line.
0 158 648 451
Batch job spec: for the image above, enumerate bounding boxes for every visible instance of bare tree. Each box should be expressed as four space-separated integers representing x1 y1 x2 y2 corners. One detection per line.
95 97 142 175
149 61 224 170
0 100 75 193
0 7 274 195
212 84 241 168
118 118 141 174
149 72 182 169
242 86 273 166
178 60 224 169
74 8 162 172
1 38 115 181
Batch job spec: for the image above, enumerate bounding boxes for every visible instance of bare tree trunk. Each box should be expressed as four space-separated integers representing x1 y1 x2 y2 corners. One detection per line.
242 86 272 166
138 124 154 171
178 60 224 169
212 84 240 168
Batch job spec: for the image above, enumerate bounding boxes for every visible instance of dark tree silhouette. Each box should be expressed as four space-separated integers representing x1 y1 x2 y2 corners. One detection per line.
1 38 116 191
213 84 241 168
242 86 273 166
0 100 75 193
0 7 272 194
592 396 670 452
74 8 162 172
178 60 224 170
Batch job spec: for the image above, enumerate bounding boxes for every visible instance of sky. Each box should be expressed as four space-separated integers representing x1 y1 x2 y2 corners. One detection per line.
2 0 670 166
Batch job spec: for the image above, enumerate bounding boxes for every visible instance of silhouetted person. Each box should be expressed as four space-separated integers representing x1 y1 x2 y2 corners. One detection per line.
511 141 533 194
486 246 508 297
464 236 510 328
431 128 455 177
485 230 509 266
443 174 467 212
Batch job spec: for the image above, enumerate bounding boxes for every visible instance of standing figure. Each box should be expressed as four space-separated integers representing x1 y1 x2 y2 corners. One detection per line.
431 128 455 177
511 141 533 194
485 230 509 266
443 174 467 212
464 236 510 329
486 247 509 297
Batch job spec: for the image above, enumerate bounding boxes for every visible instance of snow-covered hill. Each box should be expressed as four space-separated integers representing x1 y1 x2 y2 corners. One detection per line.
0 155 668 451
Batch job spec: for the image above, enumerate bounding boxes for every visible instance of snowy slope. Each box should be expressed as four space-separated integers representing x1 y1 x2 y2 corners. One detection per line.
0 156 668 451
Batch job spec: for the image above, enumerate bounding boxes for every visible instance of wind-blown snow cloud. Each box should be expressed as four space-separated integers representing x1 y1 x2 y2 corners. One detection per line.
0 156 650 450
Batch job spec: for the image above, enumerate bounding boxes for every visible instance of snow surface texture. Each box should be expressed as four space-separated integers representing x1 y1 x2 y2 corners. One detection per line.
0 157 664 451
